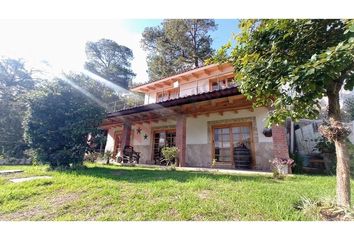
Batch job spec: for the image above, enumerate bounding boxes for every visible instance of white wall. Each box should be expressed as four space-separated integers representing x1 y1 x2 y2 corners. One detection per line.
104 128 116 152
144 92 157 104
186 107 272 144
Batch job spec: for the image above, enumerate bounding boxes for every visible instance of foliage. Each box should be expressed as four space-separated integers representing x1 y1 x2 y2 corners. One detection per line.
161 146 179 166
84 39 136 89
103 151 113 164
314 136 336 153
211 158 217 168
63 72 120 106
318 118 351 142
290 152 304 174
24 80 106 168
212 19 354 206
211 19 354 126
294 196 354 221
84 152 103 163
0 58 36 158
141 19 217 81
313 136 337 175
269 157 294 179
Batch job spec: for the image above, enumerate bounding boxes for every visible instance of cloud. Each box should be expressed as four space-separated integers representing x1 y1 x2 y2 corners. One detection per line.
0 19 149 83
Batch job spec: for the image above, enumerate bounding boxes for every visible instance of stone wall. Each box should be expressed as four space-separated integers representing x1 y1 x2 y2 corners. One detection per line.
254 142 273 170
186 144 211 167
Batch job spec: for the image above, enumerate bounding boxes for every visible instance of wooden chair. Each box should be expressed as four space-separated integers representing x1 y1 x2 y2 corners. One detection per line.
121 146 140 164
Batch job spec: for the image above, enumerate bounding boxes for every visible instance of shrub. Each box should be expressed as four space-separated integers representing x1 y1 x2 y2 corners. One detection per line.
161 146 179 166
24 80 106 169
314 136 336 174
290 152 303 174
103 151 113 164
84 152 103 163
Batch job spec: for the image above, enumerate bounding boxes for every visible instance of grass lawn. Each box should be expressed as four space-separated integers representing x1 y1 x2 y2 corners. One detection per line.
0 163 353 221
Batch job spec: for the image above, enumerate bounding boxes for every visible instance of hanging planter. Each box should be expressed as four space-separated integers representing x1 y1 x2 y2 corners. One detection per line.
263 128 272 137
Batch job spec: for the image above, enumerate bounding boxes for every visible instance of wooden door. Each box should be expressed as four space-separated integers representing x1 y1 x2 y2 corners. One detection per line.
212 123 253 169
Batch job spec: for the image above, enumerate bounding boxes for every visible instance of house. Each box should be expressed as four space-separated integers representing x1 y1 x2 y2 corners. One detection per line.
100 63 289 170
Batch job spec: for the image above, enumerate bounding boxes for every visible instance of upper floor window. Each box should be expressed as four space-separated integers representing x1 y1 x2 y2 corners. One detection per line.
210 77 236 91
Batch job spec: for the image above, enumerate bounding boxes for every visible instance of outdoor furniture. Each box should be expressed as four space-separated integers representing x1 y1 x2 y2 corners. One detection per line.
121 145 140 164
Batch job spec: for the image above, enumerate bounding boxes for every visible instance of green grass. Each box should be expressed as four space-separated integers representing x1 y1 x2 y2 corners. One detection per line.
0 163 353 220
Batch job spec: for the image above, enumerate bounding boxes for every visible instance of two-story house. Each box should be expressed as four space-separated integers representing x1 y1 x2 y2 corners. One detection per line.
100 63 289 170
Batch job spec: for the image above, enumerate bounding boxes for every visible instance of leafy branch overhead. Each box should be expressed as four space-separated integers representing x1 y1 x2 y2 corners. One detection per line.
211 19 354 126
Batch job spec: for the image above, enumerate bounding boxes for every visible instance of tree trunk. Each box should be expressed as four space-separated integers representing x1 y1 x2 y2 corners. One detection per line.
328 91 351 207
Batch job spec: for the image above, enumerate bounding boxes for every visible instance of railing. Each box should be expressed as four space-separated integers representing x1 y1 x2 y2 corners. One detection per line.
106 101 144 113
108 73 237 113
154 79 237 103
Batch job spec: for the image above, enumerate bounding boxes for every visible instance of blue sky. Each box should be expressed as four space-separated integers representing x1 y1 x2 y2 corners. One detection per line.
0 19 239 84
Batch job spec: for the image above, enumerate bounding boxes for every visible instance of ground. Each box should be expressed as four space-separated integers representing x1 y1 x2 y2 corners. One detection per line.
0 163 353 220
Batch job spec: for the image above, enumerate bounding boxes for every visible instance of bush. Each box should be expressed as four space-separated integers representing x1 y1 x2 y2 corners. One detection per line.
290 152 303 174
269 158 294 179
24 80 106 169
314 136 336 175
103 151 113 164
161 146 179 166
84 152 103 163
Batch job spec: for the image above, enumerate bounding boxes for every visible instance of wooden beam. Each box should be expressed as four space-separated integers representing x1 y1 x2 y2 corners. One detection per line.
191 72 199 78
180 75 188 81
203 69 211 75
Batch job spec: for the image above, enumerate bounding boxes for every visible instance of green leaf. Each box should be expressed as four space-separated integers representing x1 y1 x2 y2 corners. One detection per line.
307 68 315 75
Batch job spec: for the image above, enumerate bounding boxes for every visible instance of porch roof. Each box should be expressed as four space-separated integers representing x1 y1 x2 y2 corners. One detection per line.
101 86 253 128
107 86 240 118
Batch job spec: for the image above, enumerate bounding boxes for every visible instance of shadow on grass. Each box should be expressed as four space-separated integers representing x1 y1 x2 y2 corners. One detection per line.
61 164 278 184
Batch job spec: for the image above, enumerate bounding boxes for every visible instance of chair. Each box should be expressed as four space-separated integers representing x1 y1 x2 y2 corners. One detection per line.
121 146 140 164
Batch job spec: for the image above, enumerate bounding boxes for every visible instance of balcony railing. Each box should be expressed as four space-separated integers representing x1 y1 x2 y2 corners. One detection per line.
107 100 144 113
107 77 237 113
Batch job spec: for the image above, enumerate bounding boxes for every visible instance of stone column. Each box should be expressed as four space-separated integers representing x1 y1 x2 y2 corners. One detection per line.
176 114 186 167
121 121 132 149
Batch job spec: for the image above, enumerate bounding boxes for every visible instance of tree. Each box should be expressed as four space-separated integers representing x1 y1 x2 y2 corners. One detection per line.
84 39 136 89
141 19 217 81
0 58 35 158
24 80 106 168
212 19 354 207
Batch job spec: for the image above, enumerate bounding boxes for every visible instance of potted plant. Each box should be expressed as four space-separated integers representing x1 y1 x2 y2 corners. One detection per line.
161 146 179 170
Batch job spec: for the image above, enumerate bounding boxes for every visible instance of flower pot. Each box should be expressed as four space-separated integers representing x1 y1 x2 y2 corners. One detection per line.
276 164 289 175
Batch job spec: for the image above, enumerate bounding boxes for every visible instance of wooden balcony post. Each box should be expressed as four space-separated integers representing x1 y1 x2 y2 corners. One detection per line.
176 114 187 167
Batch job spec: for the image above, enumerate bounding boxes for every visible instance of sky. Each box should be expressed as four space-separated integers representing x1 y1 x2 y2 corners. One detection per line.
0 19 239 84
